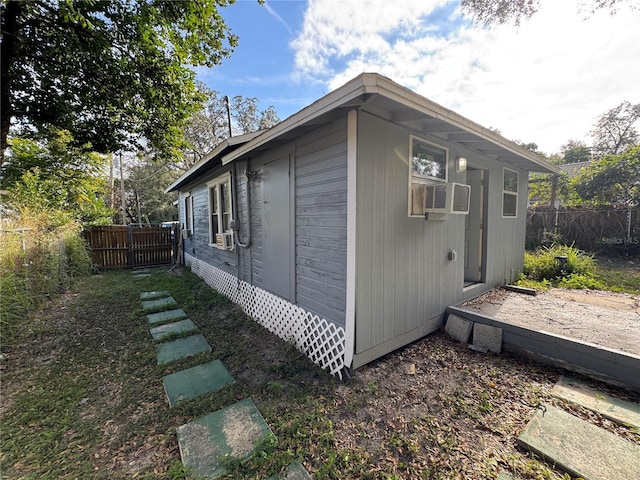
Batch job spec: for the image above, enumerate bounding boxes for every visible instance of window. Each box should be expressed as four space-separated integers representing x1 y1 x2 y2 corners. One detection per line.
410 135 448 183
184 193 193 233
207 173 233 248
502 168 519 217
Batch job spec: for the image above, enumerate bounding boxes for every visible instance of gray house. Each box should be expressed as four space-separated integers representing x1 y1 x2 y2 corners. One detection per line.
166 73 559 378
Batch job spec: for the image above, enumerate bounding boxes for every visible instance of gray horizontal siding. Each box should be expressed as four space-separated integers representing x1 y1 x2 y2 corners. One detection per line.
355 112 463 361
294 117 348 327
178 167 237 276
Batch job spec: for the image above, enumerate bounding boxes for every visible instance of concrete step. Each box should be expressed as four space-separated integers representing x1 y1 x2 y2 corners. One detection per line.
518 403 640 479
156 334 211 365
141 296 178 313
268 462 313 479
146 308 188 326
150 319 198 342
163 360 235 407
177 398 274 479
140 290 171 300
552 375 640 429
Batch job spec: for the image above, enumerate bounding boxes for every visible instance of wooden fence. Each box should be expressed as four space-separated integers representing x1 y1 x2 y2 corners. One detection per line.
83 225 178 269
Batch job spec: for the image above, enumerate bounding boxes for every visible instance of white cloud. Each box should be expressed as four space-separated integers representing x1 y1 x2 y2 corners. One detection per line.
291 0 640 154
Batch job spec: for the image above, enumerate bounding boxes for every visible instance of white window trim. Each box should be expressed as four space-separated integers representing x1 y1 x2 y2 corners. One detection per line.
207 172 233 249
408 135 448 217
184 193 193 233
502 167 519 218
409 134 448 185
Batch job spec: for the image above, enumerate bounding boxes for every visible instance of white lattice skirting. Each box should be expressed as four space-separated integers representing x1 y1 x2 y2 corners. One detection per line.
185 254 346 379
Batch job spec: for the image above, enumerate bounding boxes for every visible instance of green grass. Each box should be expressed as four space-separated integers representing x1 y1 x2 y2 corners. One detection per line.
594 258 640 293
518 244 640 293
4 265 636 479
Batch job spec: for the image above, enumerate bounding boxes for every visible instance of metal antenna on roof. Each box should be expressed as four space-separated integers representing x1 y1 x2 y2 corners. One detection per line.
224 95 232 138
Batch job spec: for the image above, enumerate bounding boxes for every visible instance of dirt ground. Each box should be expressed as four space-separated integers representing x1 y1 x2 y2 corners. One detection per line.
460 287 640 356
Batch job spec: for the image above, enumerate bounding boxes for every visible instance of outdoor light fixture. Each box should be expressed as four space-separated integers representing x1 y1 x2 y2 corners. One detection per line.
456 156 467 173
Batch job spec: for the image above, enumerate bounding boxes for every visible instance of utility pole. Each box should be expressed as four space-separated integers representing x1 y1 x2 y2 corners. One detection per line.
109 154 115 209
224 95 232 138
119 153 126 225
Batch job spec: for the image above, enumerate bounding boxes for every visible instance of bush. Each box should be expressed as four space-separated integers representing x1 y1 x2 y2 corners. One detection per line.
520 244 601 290
0 209 94 343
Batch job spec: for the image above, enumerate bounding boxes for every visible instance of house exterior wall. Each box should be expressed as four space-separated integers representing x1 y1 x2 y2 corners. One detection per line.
294 118 348 327
176 118 349 377
352 111 528 367
178 165 239 278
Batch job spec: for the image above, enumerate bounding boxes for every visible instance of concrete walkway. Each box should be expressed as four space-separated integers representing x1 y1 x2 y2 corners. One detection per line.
138 276 312 479
518 377 640 479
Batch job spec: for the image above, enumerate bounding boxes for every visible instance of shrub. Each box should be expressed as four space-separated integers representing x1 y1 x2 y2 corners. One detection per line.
0 209 94 343
521 244 601 290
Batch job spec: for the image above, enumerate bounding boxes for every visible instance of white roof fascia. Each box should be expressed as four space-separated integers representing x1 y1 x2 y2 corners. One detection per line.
221 72 559 175
221 74 374 166
164 131 262 193
369 75 561 174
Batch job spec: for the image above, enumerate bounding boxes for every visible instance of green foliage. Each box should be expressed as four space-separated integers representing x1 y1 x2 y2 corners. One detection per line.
520 244 602 290
594 259 640 294
1 0 238 159
0 211 94 342
3 131 114 226
573 144 640 207
561 140 591 163
126 158 180 224
528 172 579 206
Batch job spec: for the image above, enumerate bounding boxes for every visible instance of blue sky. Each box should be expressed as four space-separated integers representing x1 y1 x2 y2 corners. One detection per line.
197 0 640 155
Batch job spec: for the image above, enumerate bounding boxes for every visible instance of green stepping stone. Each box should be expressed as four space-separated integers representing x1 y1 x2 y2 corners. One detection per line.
147 308 188 325
177 398 274 479
268 462 313 480
140 291 171 300
163 360 235 407
552 375 640 428
142 296 177 312
518 403 640 480
156 334 211 365
132 273 151 279
150 319 198 341
134 268 151 274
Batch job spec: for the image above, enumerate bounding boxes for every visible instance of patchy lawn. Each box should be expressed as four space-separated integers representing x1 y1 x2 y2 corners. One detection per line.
1 267 638 479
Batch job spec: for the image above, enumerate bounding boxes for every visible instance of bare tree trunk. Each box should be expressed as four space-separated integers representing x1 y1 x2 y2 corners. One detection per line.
1 1 22 160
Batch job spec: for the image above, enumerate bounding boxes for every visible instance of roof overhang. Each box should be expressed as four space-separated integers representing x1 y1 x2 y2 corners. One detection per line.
221 73 560 175
167 73 559 195
165 130 262 193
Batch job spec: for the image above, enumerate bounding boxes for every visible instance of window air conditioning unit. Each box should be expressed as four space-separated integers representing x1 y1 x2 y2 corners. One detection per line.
216 232 234 250
424 182 471 215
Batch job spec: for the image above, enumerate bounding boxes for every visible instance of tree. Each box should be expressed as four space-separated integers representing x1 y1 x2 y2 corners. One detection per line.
182 86 280 170
561 140 592 164
590 101 640 158
574 144 640 207
460 0 635 25
1 0 238 160
3 130 113 226
125 158 180 224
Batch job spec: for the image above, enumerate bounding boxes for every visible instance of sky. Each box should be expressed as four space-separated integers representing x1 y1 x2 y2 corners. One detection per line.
196 0 640 156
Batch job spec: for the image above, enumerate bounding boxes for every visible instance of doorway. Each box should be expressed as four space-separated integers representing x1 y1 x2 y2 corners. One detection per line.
464 168 486 284
261 154 292 300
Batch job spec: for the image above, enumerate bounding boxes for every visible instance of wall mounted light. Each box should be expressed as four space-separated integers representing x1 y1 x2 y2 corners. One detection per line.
456 156 467 173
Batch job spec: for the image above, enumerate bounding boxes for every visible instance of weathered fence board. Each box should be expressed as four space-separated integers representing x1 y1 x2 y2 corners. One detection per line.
84 225 177 269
